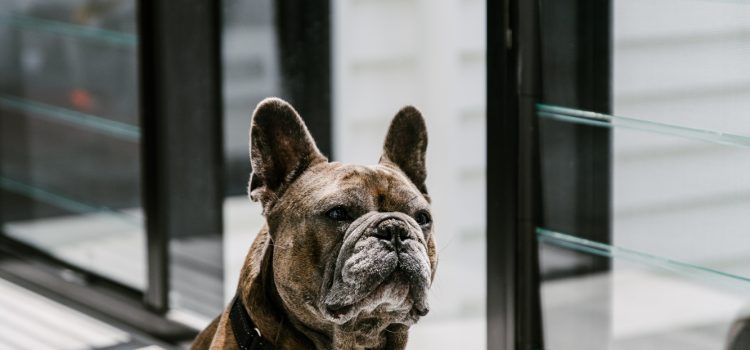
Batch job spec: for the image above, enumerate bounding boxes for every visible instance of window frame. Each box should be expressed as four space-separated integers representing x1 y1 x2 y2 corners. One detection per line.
487 0 612 349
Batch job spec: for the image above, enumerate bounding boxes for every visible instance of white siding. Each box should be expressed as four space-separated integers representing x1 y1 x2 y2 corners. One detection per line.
334 0 486 347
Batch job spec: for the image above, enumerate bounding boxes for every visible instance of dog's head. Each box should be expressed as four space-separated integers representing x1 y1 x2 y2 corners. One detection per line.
248 98 437 347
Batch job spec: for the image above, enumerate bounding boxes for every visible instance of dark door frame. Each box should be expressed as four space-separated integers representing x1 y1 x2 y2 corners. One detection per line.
138 0 225 314
487 0 612 349
487 0 545 349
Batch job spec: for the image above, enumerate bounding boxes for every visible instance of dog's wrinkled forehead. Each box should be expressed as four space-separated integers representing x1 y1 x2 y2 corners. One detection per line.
293 162 428 212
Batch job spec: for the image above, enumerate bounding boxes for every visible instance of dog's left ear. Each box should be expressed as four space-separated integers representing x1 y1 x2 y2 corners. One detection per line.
249 98 326 211
380 106 428 194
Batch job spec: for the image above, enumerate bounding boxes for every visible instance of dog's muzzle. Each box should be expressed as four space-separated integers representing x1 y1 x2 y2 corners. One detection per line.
321 212 432 324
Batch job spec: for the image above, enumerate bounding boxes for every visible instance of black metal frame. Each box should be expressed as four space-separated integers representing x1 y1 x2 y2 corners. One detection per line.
487 0 545 349
488 0 613 349
138 0 225 314
275 0 332 158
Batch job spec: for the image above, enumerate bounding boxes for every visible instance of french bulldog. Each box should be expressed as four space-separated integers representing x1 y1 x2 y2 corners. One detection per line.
191 98 437 349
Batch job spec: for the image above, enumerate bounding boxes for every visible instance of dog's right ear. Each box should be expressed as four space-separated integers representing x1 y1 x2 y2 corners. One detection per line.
379 106 429 194
248 98 326 212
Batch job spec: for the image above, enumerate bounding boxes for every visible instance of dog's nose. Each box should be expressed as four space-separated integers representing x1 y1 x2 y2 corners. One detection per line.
374 218 410 243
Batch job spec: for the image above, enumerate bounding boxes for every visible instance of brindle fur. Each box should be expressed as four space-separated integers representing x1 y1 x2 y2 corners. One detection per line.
192 98 437 350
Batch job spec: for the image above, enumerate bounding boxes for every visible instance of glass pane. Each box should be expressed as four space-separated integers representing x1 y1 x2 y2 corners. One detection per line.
539 232 750 350
0 1 144 290
539 1 750 348
539 107 750 286
334 0 486 348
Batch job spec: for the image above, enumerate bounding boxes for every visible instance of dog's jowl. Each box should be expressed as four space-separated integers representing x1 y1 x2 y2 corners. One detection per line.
192 98 437 350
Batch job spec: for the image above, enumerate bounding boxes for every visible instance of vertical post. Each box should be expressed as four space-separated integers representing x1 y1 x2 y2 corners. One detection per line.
575 1 612 270
138 0 224 312
487 0 544 349
487 0 515 347
486 0 513 344
0 27 28 232
514 0 545 348
275 0 332 158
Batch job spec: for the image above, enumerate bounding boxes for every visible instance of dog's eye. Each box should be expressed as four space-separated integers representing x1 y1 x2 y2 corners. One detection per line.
415 210 432 226
326 206 352 221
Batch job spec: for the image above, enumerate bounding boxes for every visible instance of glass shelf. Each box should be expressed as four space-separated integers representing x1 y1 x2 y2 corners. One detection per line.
537 104 750 284
538 227 750 350
537 103 750 149
538 227 750 289
0 94 140 141
0 14 137 46
0 176 141 226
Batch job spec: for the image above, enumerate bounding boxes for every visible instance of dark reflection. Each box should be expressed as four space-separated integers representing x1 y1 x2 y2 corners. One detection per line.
0 0 140 214
0 0 143 289
728 318 750 350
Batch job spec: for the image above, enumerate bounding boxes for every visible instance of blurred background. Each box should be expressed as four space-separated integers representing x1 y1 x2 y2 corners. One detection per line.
0 0 749 349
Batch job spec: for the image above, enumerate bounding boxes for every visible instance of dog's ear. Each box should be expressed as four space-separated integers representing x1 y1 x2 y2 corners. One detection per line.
248 98 326 211
379 106 428 194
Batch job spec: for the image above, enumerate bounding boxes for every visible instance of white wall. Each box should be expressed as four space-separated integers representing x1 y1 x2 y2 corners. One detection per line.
333 0 487 348
613 0 750 276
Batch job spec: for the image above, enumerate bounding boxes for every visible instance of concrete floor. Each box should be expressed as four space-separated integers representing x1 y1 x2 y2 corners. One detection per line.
0 278 170 350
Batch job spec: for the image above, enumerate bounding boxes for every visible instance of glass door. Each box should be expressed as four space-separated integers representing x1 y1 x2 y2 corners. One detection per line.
0 0 145 291
0 1 225 339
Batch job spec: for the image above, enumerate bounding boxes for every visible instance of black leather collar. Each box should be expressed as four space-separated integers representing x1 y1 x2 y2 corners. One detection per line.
230 295 274 350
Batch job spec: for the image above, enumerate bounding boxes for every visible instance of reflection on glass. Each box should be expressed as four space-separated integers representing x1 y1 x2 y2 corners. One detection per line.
0 1 144 289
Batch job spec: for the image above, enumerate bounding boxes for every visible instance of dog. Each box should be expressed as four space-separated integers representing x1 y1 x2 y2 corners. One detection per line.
191 98 437 349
